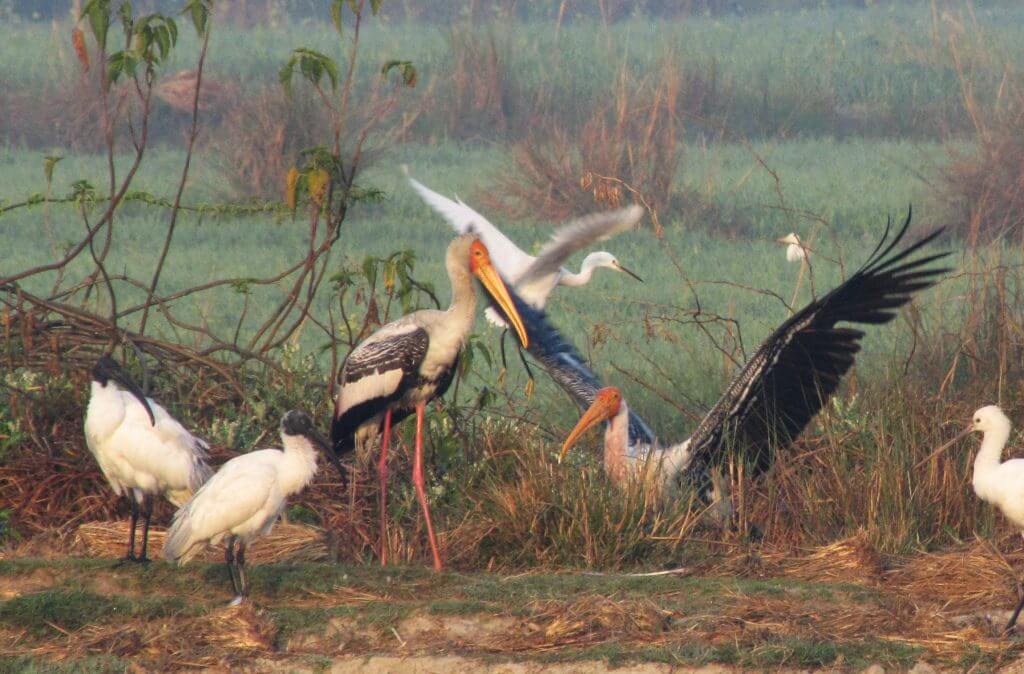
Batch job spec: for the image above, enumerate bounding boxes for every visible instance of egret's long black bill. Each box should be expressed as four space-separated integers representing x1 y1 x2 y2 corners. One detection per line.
616 262 643 283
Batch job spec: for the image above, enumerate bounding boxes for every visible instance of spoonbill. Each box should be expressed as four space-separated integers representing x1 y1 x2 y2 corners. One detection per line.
540 212 947 495
926 405 1024 634
406 172 643 319
84 355 213 562
163 410 332 604
331 233 529 572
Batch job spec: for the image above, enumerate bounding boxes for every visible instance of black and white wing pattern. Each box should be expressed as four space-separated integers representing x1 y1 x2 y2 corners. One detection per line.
683 209 949 475
331 324 430 457
499 287 656 448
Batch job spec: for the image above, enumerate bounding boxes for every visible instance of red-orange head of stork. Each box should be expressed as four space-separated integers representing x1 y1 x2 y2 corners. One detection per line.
558 386 622 463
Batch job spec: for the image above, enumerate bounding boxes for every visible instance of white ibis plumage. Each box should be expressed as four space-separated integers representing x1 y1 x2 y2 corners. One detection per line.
84 355 213 562
331 233 529 572
544 213 947 497
406 172 644 324
163 410 331 604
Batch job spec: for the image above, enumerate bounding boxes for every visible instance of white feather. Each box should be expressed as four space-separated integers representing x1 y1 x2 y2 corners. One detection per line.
85 382 212 507
163 433 320 564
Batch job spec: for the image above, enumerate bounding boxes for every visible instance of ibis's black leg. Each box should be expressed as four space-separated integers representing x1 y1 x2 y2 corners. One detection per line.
236 542 249 599
1007 587 1024 635
123 492 139 562
137 494 153 563
225 537 240 598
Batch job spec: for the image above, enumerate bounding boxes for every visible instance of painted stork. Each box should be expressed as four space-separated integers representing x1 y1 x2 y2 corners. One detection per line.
84 355 213 562
923 405 1024 634
506 212 947 497
406 172 644 322
331 233 529 572
163 410 331 604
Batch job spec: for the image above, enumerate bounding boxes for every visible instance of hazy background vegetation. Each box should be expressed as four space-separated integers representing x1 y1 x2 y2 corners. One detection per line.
4 0 1024 566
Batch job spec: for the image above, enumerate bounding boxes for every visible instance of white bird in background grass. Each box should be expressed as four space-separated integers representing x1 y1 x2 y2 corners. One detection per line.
925 405 1024 634
777 232 811 308
84 355 212 563
163 410 335 605
777 232 810 263
405 170 644 323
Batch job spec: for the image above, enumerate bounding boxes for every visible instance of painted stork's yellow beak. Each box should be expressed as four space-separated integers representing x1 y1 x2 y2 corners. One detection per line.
558 386 622 463
469 241 529 348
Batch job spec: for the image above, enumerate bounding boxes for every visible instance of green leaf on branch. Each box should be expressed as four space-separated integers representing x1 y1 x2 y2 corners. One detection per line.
381 59 417 87
280 48 338 98
181 0 212 37
80 0 111 51
329 0 343 35
43 156 63 187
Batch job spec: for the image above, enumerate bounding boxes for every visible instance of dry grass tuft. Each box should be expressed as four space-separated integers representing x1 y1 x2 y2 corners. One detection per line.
483 57 685 230
780 531 886 586
887 537 1024 613
73 520 330 564
492 596 672 652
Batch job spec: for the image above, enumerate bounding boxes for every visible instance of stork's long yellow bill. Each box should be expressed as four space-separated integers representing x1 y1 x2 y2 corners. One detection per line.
558 388 621 463
471 247 529 349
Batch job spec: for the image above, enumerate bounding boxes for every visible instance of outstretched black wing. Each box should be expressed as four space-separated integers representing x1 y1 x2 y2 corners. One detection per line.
493 289 657 448
684 209 949 475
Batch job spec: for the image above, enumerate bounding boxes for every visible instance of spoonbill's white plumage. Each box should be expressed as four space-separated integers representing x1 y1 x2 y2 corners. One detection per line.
330 234 529 572
84 356 212 562
777 232 809 263
931 406 1024 634
163 410 331 604
406 172 643 326
548 212 947 498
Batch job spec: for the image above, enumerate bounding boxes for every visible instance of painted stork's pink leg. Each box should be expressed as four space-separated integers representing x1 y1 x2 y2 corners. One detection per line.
412 401 443 573
378 408 392 566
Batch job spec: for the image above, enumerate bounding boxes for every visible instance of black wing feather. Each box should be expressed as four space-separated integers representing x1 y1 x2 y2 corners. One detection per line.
684 209 950 475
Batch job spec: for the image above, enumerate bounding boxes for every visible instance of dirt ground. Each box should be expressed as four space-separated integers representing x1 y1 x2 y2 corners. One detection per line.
4 526 1024 672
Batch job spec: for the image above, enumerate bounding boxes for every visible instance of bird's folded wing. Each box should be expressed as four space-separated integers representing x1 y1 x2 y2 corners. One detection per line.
517 205 643 285
683 210 949 475
167 452 280 547
335 324 430 418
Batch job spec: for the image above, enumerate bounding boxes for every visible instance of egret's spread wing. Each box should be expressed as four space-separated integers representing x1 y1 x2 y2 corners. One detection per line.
331 324 430 455
517 205 643 286
406 171 534 278
684 209 949 475
493 286 656 448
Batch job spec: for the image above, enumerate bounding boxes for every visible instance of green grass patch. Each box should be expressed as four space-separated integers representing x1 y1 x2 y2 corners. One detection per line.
0 656 128 674
0 589 187 637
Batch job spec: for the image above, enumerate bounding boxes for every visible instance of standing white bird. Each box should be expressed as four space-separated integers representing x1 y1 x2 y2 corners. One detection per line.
84 355 212 562
406 172 644 321
331 234 529 572
163 410 331 604
925 405 1024 634
777 232 810 262
550 213 947 498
